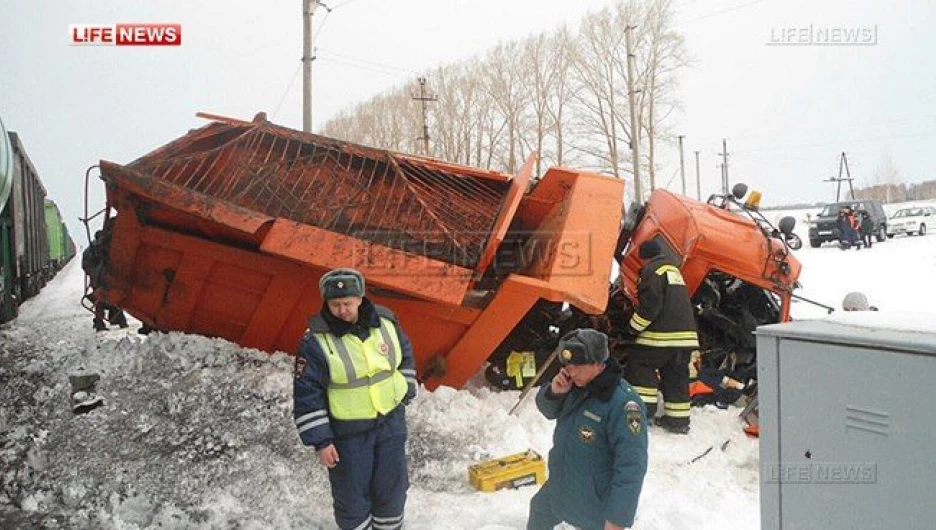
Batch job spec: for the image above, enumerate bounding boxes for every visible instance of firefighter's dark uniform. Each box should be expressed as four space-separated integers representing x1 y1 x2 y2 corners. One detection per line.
625 241 699 432
293 269 417 530
527 329 648 530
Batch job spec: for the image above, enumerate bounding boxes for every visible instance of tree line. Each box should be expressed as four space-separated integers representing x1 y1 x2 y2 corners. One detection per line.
321 0 686 203
854 180 936 203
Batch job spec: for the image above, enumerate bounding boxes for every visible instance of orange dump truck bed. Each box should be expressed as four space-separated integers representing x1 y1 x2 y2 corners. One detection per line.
95 113 623 389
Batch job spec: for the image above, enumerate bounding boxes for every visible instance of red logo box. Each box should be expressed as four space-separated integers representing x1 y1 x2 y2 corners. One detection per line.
70 24 181 46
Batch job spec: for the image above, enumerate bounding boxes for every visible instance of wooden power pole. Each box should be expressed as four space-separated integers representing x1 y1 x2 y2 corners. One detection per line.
720 139 729 195
412 77 437 157
678 135 686 196
302 0 323 132
694 150 701 200
625 26 642 202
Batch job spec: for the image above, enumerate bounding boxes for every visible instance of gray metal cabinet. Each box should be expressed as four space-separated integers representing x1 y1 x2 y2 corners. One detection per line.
757 319 936 530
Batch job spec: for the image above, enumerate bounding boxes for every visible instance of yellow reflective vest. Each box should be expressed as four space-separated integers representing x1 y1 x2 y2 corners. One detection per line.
313 316 408 420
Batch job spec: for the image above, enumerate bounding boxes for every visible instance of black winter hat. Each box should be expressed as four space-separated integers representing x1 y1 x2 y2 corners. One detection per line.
557 329 610 365
638 240 662 260
320 268 366 301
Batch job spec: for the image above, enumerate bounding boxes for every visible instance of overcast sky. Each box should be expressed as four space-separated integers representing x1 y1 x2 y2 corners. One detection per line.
2 0 934 243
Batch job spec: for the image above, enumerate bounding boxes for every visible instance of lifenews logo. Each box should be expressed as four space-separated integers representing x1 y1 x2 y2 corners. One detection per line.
767 25 878 46
69 24 182 46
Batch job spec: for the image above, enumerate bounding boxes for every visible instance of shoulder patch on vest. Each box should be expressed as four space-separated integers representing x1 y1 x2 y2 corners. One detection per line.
625 401 642 435
294 356 308 379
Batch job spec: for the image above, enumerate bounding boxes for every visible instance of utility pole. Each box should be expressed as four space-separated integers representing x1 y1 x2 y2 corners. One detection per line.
824 152 856 201
694 150 701 201
302 0 320 132
678 135 686 196
841 152 856 200
720 139 729 195
625 26 642 202
412 77 437 157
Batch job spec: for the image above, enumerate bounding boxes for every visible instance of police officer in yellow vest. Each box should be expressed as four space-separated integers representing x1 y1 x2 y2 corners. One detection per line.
294 268 417 530
624 240 699 435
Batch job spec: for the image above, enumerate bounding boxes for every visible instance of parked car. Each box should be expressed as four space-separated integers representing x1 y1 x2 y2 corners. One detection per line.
886 206 935 238
808 199 888 248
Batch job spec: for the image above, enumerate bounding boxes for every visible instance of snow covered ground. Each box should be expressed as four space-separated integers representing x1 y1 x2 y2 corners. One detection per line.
1 206 934 529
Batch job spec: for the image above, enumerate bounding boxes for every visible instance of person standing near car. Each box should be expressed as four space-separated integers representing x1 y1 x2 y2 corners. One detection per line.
837 207 859 249
293 267 418 530
859 209 874 248
623 240 699 434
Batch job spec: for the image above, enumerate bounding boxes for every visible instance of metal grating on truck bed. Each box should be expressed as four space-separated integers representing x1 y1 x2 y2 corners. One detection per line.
126 114 513 268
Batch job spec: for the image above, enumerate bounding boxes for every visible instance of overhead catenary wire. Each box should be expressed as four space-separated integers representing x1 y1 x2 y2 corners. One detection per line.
272 63 303 121
673 0 768 26
315 47 420 77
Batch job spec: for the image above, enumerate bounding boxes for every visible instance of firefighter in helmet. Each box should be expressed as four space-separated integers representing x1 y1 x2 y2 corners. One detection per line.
624 239 699 435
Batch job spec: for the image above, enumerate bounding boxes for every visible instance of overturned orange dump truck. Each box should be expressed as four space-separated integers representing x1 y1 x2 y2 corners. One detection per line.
91 113 623 389
90 112 803 393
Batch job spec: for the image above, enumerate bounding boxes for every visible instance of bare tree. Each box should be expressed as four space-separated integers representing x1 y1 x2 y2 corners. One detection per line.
481 42 531 173
567 7 628 178
522 30 569 177
869 153 906 203
546 26 574 169
635 0 687 189
320 0 688 191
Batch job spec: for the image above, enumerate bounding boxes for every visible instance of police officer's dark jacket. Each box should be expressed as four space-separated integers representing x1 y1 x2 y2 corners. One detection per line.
535 358 648 528
293 298 417 449
627 255 699 348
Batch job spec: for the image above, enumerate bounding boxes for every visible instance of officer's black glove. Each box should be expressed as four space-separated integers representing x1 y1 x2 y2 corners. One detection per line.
404 383 417 405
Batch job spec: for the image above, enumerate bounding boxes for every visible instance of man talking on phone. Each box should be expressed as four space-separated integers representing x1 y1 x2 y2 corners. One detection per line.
526 329 649 530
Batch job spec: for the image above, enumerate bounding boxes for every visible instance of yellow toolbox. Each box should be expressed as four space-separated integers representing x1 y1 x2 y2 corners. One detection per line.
468 450 546 492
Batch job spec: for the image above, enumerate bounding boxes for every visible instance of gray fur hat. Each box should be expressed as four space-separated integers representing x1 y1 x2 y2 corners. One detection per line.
320 268 366 301
842 291 870 311
556 328 610 365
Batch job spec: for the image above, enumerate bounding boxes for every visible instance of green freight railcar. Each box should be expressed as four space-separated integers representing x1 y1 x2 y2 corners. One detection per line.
44 199 74 271
1 126 50 322
1 116 13 320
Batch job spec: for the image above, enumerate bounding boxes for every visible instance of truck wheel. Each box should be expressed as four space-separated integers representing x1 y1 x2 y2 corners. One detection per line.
809 239 821 248
876 226 887 242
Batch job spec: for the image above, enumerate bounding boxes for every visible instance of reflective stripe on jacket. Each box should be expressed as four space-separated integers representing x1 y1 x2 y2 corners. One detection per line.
314 316 408 420
628 257 699 348
293 299 417 450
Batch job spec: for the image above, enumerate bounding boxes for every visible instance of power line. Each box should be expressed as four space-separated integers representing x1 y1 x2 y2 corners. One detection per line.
332 0 365 10
316 47 419 76
673 0 768 26
316 55 413 78
733 131 936 155
272 63 303 120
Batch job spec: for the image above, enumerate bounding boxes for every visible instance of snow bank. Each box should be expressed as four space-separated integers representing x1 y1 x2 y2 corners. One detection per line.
2 217 933 529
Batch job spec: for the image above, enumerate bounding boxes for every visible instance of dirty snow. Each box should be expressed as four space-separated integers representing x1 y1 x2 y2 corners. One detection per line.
1 204 933 529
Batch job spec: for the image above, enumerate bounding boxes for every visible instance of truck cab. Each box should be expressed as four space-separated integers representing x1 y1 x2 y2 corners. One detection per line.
611 187 802 386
